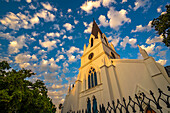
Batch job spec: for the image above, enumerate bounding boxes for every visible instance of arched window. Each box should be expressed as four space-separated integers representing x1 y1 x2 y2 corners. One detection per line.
87 98 91 113
88 67 97 89
91 38 93 47
92 96 97 113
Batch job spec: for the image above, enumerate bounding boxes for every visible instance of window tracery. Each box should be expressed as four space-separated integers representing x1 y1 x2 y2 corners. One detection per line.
88 67 97 89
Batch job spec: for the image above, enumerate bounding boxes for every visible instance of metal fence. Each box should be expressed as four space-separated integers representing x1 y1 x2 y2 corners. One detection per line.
67 86 170 113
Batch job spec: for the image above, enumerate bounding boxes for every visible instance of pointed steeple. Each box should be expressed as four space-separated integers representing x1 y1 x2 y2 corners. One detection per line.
91 19 102 38
138 45 149 59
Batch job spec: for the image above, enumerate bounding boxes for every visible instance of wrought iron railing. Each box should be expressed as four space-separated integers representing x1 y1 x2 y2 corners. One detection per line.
67 86 170 113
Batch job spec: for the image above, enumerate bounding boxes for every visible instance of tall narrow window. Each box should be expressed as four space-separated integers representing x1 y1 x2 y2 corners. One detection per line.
92 96 97 113
91 38 93 47
87 98 91 113
88 67 97 89
88 75 91 89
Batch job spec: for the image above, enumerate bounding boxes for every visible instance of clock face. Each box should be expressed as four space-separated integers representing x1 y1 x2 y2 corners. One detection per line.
88 53 94 60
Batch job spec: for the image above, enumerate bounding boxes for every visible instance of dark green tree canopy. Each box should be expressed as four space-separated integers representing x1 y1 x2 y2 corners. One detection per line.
0 61 56 113
151 4 170 47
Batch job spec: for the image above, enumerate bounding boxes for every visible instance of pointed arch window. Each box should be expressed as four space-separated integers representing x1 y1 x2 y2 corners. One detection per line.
87 98 91 113
92 96 97 113
88 67 97 89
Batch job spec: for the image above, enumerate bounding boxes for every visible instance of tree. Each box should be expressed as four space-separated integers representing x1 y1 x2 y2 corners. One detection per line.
0 61 56 113
151 4 170 47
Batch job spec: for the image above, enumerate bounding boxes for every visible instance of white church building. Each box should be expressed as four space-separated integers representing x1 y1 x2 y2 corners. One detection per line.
62 20 170 113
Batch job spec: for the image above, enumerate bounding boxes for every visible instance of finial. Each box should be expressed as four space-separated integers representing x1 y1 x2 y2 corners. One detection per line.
138 45 149 59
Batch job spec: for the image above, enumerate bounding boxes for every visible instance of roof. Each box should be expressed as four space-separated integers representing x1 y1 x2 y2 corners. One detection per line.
91 20 102 38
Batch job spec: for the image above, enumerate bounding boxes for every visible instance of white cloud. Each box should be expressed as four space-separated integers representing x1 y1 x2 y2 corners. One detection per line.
120 36 137 48
102 0 116 7
74 20 79 24
68 54 77 62
67 9 72 13
84 22 93 33
80 0 101 13
121 0 127 3
0 32 15 41
157 59 167 65
107 7 131 30
157 5 162 13
98 15 109 27
26 0 31 3
53 24 60 30
131 21 152 33
33 46 40 50
67 46 80 53
146 35 163 44
63 35 73 40
39 39 57 51
63 23 74 31
108 36 120 47
0 12 40 30
41 2 53 11
29 4 36 9
36 9 55 22
56 55 65 62
140 44 155 55
46 32 60 38
19 63 30 68
8 35 27 54
133 0 150 11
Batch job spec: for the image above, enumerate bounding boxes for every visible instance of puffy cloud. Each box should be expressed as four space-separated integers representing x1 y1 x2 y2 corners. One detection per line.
29 4 36 9
33 46 40 50
157 5 162 13
108 36 120 47
74 20 79 25
67 46 83 54
107 7 131 30
36 9 55 22
131 21 152 33
67 9 72 13
26 0 31 3
63 23 74 31
157 59 167 65
56 55 65 62
39 39 57 51
68 54 76 62
120 36 137 48
0 12 40 30
102 0 116 7
15 53 38 68
41 2 53 11
98 15 109 27
80 0 101 13
46 32 60 38
140 44 155 55
121 0 127 3
8 35 27 54
63 35 73 40
40 58 60 72
0 32 15 41
146 35 163 44
133 0 150 11
53 24 60 30
84 22 93 33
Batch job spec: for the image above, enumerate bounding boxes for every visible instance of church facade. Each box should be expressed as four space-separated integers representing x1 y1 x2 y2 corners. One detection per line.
62 20 170 113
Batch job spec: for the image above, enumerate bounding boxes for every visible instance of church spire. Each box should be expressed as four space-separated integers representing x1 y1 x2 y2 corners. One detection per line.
138 45 149 59
91 19 102 38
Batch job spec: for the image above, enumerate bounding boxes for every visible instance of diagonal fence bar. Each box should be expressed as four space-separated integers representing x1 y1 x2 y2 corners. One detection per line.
67 87 170 113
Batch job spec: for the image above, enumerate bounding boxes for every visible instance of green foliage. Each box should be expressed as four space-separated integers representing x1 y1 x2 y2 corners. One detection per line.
0 61 56 113
151 4 170 47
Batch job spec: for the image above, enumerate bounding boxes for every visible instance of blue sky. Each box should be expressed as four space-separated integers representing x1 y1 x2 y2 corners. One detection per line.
0 0 169 107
